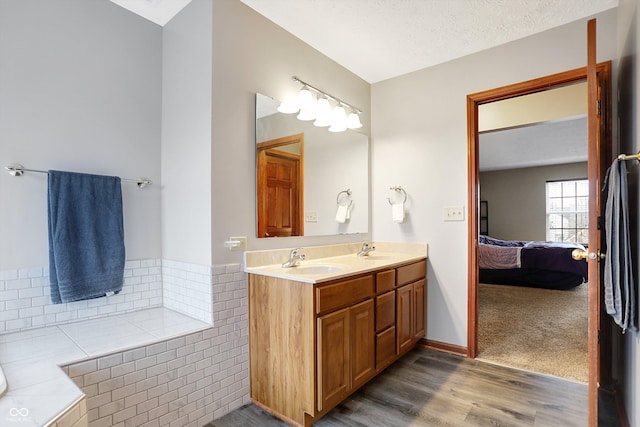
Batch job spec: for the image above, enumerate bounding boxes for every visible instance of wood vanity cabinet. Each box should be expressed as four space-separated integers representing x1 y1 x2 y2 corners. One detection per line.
397 261 427 354
316 276 375 412
248 258 426 427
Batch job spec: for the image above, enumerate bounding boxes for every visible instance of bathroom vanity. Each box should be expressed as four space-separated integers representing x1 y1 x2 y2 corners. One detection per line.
244 243 427 426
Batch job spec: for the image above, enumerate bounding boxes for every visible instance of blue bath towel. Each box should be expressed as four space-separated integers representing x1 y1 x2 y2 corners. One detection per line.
48 170 125 304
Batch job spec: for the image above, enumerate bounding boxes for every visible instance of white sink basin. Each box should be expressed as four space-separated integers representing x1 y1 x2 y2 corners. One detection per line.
285 264 344 275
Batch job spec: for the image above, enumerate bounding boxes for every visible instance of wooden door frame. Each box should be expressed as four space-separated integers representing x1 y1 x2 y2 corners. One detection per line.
467 63 611 357
467 64 612 427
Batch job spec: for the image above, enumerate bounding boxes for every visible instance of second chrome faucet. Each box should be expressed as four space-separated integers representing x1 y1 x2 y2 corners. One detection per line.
357 242 375 257
282 247 305 268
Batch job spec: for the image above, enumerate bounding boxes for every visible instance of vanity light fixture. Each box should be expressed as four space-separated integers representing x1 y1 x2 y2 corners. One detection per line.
278 76 363 132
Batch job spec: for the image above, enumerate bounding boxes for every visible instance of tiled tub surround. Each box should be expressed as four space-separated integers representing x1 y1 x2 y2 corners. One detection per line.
0 259 163 334
0 308 210 426
0 261 249 426
162 260 216 324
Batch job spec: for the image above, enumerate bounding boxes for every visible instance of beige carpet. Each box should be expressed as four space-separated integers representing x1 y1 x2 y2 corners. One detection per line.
477 282 588 383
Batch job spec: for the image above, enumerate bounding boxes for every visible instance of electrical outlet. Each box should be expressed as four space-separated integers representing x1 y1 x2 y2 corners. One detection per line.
305 211 318 223
444 206 465 221
229 236 247 251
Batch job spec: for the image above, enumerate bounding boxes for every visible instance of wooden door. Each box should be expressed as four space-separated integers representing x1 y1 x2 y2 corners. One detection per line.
256 133 304 238
317 307 350 412
396 284 413 354
257 148 301 237
586 18 611 427
413 279 426 341
350 299 375 390
466 20 612 427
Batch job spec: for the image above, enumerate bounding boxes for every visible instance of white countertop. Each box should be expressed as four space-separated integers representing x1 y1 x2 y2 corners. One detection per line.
0 308 209 426
244 242 428 283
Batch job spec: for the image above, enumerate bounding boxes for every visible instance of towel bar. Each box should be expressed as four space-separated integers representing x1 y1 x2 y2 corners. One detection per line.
618 152 640 162
4 164 152 188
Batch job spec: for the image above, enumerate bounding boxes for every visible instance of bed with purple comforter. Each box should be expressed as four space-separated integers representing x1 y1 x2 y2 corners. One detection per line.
478 235 588 290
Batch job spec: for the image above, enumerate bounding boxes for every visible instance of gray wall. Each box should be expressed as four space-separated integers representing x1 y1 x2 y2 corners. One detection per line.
479 163 588 242
210 0 371 265
617 0 639 425
161 0 213 266
0 0 162 270
371 9 618 347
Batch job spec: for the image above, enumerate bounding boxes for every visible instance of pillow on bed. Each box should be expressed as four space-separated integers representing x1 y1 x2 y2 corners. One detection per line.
479 235 527 247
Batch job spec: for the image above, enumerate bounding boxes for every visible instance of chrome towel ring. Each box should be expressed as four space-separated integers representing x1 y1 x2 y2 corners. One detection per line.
387 186 407 205
336 189 353 207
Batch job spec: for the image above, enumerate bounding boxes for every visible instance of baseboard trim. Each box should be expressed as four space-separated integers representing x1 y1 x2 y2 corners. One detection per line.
418 338 467 357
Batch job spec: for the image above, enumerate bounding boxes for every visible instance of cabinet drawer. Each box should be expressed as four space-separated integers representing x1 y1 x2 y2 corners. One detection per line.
397 260 426 286
316 275 374 315
376 326 396 369
375 291 395 332
376 269 395 293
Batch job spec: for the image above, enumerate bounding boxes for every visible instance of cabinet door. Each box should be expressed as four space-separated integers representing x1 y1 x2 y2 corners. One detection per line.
413 279 426 341
317 307 350 412
351 299 375 390
376 326 396 370
396 284 413 355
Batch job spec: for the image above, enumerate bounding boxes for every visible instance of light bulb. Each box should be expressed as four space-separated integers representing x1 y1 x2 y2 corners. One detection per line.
297 109 315 121
328 106 347 132
296 86 314 112
277 102 299 114
346 112 362 129
313 97 332 127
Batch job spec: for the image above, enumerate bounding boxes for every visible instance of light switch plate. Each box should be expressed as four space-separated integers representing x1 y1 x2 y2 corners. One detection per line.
444 206 465 221
305 211 318 223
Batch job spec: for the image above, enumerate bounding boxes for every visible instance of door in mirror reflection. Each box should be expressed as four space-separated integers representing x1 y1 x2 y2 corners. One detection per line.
257 134 304 237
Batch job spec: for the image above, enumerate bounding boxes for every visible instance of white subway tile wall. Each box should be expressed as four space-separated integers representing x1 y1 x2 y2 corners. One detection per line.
51 398 88 427
2 260 249 425
63 264 249 426
162 260 215 324
0 260 162 334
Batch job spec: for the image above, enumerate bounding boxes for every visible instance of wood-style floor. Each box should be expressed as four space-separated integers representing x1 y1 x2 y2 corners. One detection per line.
208 347 620 426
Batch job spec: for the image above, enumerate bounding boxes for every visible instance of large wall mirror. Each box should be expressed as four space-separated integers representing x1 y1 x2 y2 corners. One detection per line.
255 93 369 238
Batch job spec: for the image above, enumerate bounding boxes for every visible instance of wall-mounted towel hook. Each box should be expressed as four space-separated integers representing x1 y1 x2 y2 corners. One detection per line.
336 189 353 207
387 186 407 206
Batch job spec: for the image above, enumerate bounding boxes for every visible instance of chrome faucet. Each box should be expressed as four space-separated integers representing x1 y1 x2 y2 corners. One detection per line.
357 242 376 257
282 247 305 268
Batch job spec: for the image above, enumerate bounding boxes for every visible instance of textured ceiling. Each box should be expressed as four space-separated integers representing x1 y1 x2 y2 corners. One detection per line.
480 117 588 171
239 0 618 83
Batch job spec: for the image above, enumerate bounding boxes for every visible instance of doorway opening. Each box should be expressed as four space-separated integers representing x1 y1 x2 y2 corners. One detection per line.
466 63 612 379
